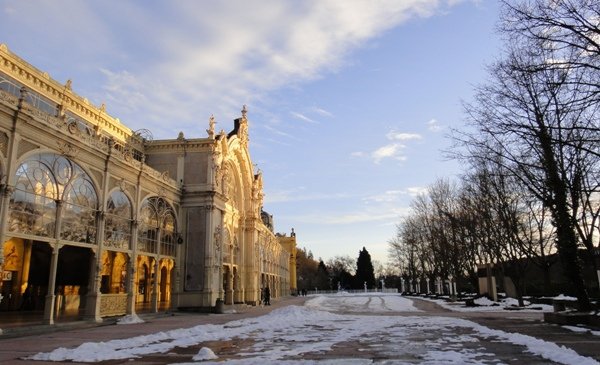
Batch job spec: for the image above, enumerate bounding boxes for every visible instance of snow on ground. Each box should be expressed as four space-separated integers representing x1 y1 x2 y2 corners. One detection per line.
563 326 600 337
26 294 598 364
192 347 218 361
418 295 554 312
116 314 144 325
304 292 421 313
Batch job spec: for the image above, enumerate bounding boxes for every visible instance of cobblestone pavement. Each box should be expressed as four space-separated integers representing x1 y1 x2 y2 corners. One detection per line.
0 296 598 364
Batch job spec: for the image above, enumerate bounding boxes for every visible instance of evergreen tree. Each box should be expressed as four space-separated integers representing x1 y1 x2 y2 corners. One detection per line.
316 259 330 290
355 247 376 289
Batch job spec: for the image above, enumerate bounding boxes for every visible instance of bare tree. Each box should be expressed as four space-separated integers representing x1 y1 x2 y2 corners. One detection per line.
466 158 558 305
501 0 600 286
458 40 597 310
326 255 356 290
500 0 600 97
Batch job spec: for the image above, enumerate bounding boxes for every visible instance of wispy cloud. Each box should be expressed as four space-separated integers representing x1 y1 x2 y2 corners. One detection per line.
372 143 407 164
287 206 410 225
406 186 428 196
353 127 424 164
263 124 294 139
290 111 318 124
291 211 400 225
427 118 443 132
386 131 422 141
311 107 334 117
2 0 469 138
364 187 426 203
265 188 348 204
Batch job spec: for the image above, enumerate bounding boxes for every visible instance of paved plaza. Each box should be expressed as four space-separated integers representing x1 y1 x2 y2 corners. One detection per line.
0 294 599 364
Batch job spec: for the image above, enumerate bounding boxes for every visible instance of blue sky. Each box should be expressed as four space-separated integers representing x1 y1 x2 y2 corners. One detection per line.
1 0 501 265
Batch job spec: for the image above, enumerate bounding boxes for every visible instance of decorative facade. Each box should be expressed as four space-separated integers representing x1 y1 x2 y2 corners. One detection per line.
0 44 296 324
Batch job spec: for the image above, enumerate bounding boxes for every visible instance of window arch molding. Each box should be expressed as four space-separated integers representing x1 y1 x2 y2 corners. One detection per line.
8 152 99 242
137 196 177 256
104 189 133 250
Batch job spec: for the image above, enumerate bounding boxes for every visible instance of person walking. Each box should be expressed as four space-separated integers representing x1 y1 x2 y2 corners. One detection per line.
264 286 271 305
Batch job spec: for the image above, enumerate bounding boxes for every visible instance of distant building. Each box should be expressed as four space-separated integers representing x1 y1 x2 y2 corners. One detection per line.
0 44 295 323
276 228 298 295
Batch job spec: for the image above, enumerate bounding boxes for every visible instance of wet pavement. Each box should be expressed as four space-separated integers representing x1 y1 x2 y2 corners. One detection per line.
0 295 598 364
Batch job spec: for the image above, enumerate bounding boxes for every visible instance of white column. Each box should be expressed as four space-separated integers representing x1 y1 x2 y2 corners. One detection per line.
43 245 59 325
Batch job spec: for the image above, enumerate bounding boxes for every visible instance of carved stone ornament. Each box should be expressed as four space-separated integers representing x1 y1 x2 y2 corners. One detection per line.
221 168 230 196
57 99 69 118
93 124 102 137
67 121 81 136
214 165 221 187
214 225 222 250
122 147 133 162
117 178 127 192
56 140 79 157
207 115 216 139
212 147 221 168
239 124 248 147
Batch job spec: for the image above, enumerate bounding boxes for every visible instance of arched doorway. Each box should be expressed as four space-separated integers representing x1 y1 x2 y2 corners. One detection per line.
160 266 168 302
222 265 233 304
55 245 92 319
138 263 149 303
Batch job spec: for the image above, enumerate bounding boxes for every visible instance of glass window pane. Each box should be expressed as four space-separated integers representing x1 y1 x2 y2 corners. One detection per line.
137 197 177 256
61 202 96 243
10 153 99 243
105 191 132 250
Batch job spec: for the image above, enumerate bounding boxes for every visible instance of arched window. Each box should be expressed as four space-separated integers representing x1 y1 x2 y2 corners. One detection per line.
105 190 132 250
9 157 58 236
222 229 231 263
161 211 176 257
233 237 240 264
9 153 98 242
138 197 176 256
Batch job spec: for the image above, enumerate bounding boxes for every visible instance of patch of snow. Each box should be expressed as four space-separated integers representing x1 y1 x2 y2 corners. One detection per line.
473 297 496 306
563 326 600 336
117 314 145 325
25 294 599 365
554 294 578 301
419 296 553 313
563 325 589 333
192 347 218 361
502 297 530 307
305 294 421 312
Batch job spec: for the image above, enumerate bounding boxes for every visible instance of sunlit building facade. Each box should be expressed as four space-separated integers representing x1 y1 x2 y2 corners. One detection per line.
0 44 295 324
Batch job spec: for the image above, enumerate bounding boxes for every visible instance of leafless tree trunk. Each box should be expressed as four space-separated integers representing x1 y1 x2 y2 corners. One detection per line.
457 41 596 310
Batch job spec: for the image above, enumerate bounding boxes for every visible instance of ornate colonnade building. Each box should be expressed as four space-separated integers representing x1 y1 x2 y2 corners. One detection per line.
0 44 297 324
